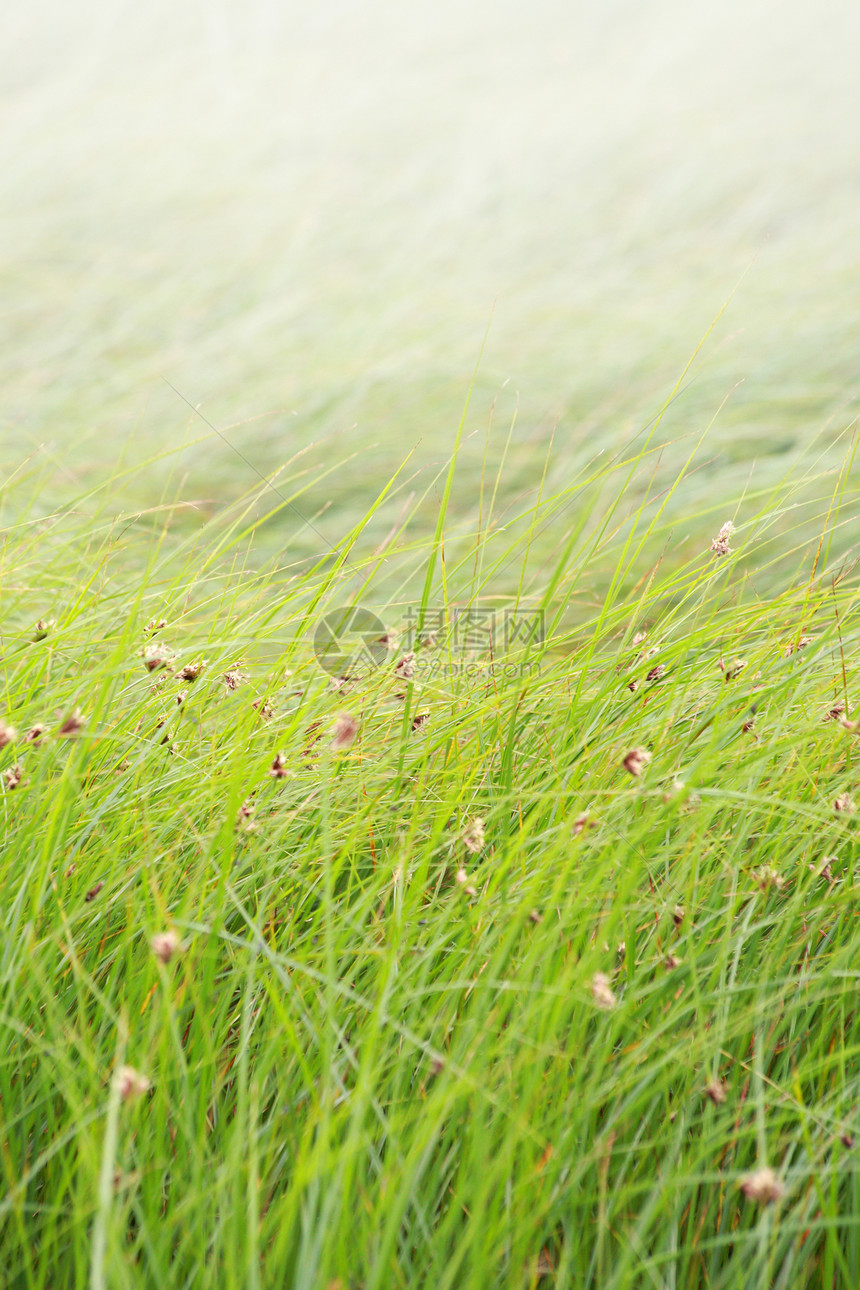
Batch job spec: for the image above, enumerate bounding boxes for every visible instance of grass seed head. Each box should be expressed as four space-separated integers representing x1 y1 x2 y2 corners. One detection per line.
142 642 175 673
331 713 359 751
591 972 617 1010
32 618 55 641
223 664 248 692
58 711 86 737
739 1166 785 1205
269 751 291 779
646 664 666 681
236 799 256 830
703 1079 726 1105
395 651 416 681
455 868 477 897
151 930 182 963
115 1065 151 1102
22 723 45 745
710 521 735 557
253 698 274 720
784 634 812 657
85 881 104 902
177 659 207 681
834 792 856 814
0 722 17 749
623 747 651 777
572 812 593 836
3 764 23 790
463 817 485 853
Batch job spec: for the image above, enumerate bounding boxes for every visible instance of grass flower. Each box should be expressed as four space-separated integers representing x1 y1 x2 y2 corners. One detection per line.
463 817 485 853
834 792 856 814
177 659 207 681
142 642 175 672
455 868 477 897
58 711 86 737
32 618 55 641
3 764 23 790
623 748 651 777
223 664 248 691
331 713 359 751
703 1079 726 1105
739 1166 785 1205
591 972 617 1010
0 722 17 749
710 521 735 557
115 1066 151 1102
394 651 416 681
151 930 182 963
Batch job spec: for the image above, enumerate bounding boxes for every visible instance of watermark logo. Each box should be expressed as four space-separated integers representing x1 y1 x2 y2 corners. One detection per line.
312 605 389 677
312 604 544 677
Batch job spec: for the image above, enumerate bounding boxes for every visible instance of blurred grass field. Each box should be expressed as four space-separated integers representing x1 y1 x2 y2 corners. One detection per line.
4 0 859 558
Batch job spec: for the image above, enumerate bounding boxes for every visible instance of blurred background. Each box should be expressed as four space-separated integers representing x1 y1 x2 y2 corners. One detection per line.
3 0 859 559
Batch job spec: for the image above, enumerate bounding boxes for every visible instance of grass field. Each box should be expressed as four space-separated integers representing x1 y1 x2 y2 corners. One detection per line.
3 1 860 1286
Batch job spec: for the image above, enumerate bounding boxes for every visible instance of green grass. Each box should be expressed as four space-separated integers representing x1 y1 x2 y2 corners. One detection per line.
5 4 860 1283
2 402 860 1288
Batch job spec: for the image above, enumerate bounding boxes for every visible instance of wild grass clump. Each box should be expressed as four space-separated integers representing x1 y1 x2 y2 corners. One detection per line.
1 409 859 1289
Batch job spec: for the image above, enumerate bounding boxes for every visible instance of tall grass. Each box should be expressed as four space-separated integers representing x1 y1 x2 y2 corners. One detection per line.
2 404 859 1287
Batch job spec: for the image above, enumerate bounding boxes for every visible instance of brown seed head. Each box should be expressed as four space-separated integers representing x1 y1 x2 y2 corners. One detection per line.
253 698 274 721
709 521 735 557
672 904 685 926
3 764 23 791
724 658 747 681
32 618 55 641
394 651 416 681
58 711 86 737
223 664 248 692
331 713 359 751
703 1079 726 1105
22 723 45 745
269 752 291 780
739 1166 785 1205
646 664 666 682
85 881 104 902
753 865 785 892
623 747 651 777
142 642 175 673
784 634 812 657
0 722 17 749
834 792 856 814
177 659 207 682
